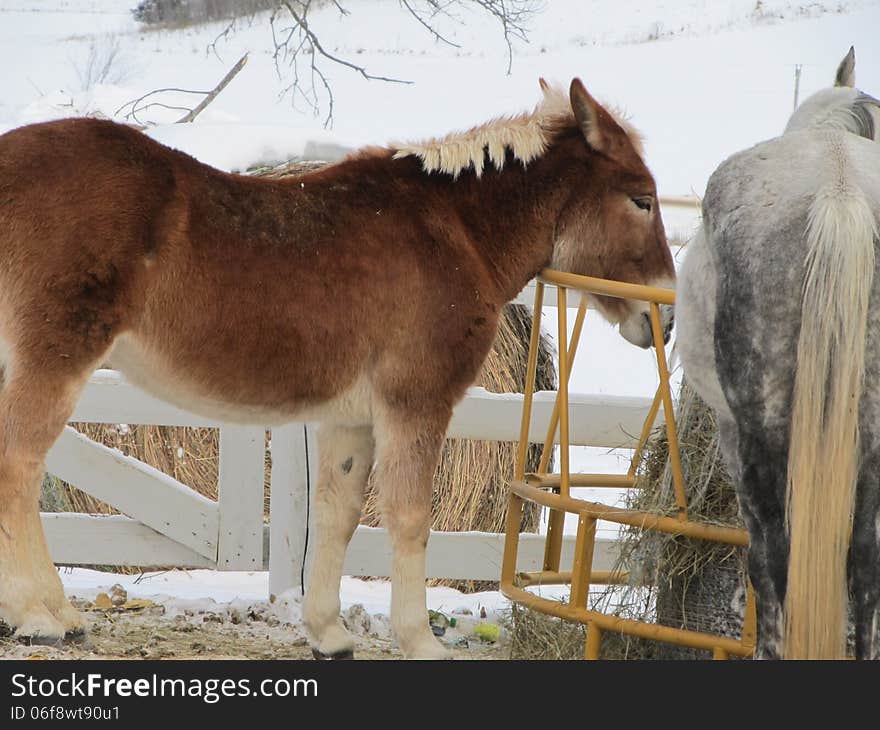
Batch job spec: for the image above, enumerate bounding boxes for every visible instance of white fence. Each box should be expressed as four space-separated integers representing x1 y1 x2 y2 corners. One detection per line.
43 224 694 598
44 374 656 598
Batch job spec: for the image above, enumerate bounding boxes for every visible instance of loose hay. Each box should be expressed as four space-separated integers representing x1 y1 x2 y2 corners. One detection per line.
504 378 748 660
504 602 586 660
609 378 748 659
502 599 663 660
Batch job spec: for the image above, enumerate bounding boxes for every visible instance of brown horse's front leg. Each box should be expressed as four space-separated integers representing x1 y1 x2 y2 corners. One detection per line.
373 408 450 660
0 367 94 642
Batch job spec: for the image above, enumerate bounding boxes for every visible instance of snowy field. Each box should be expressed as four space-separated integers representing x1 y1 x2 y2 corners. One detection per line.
1 0 879 652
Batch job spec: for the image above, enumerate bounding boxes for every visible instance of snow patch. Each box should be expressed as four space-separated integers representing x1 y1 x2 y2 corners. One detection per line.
145 123 363 173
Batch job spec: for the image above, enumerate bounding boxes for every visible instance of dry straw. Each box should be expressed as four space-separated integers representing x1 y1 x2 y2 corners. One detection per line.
603 378 748 659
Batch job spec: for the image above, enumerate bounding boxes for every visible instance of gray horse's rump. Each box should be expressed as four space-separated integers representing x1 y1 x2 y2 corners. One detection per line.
698 129 880 442
677 105 880 658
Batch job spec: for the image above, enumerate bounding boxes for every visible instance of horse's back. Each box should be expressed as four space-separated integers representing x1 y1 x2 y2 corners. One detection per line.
703 130 880 235
0 118 186 293
681 129 880 431
0 117 181 217
0 118 500 423
0 120 187 367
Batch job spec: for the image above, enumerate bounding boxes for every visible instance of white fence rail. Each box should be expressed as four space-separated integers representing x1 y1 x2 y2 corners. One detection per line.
43 280 663 598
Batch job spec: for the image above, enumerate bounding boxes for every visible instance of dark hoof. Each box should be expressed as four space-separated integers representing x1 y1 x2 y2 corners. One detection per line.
312 648 354 660
65 628 90 646
17 633 64 648
9 626 88 648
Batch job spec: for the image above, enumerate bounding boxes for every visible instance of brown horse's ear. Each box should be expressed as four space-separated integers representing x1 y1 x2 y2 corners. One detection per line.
570 78 605 151
539 77 550 94
835 46 855 87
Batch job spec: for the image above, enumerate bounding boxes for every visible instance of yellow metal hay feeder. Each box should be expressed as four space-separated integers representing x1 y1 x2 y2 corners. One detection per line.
501 269 757 660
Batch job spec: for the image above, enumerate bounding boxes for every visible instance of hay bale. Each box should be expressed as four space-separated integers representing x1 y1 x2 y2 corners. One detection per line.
249 160 328 178
610 379 748 659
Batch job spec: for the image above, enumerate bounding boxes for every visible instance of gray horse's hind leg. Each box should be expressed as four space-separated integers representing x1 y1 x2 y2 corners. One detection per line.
733 428 790 659
716 417 741 484
849 449 880 659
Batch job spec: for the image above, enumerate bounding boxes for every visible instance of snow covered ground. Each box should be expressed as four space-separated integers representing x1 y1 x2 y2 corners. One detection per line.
2 0 878 624
39 566 574 658
60 565 567 616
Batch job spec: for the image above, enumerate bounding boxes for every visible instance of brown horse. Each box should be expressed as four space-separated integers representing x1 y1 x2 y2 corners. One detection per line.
0 78 674 659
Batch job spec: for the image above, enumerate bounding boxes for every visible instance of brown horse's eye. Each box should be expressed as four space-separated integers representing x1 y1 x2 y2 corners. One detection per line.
631 196 653 212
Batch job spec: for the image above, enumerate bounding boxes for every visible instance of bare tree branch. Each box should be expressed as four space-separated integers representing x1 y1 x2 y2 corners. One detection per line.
208 19 239 62
282 1 412 84
115 54 249 127
116 86 211 126
230 0 539 126
400 0 461 48
470 0 538 74
177 53 249 122
400 1 538 73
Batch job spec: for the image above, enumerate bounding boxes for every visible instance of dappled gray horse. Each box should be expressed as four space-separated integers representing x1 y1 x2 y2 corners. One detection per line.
677 48 880 659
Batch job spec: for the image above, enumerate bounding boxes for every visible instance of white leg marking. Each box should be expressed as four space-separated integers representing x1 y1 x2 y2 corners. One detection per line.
302 425 373 657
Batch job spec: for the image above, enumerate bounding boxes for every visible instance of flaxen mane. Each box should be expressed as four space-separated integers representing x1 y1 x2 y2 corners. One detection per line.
785 88 880 140
391 84 643 178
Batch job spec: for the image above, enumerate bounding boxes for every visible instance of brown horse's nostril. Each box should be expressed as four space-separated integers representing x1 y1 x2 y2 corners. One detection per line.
644 310 673 347
642 312 656 347
663 316 674 345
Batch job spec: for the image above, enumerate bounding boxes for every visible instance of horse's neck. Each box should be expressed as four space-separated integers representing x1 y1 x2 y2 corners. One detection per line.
318 146 568 306
443 152 569 304
785 88 880 141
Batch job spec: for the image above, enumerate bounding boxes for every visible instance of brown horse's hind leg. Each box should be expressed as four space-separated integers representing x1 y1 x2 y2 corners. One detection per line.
0 359 103 642
303 424 374 659
372 407 450 660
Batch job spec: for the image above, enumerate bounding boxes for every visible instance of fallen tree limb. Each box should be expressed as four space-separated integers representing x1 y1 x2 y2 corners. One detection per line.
115 53 248 126
176 53 249 123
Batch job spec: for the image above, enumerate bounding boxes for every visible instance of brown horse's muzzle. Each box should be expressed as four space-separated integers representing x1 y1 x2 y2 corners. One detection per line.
619 301 674 349
660 303 675 345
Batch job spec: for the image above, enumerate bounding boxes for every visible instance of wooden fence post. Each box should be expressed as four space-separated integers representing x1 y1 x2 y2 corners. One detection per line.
217 426 266 570
268 423 317 599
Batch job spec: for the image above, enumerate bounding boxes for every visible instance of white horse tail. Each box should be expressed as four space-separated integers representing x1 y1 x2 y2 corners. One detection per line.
784 167 878 659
